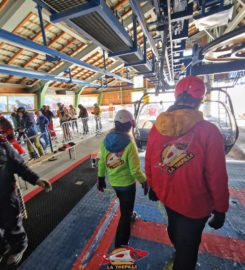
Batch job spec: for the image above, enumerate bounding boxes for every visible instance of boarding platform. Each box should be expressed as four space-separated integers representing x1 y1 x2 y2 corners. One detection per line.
4 139 243 270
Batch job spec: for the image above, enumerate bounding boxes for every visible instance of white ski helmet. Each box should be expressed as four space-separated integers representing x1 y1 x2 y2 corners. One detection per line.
114 109 136 127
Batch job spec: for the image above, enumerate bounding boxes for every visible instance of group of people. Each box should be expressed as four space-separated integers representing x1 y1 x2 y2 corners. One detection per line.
0 103 103 267
0 76 229 269
97 76 229 270
0 107 49 160
0 103 103 161
57 103 102 141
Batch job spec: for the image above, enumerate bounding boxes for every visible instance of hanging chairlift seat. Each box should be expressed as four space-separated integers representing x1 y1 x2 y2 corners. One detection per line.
133 91 239 153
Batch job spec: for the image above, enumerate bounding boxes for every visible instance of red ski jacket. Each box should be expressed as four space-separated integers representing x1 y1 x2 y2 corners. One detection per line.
145 109 229 219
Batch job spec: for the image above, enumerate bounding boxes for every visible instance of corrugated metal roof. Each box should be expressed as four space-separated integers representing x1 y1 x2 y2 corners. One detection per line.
0 0 244 89
0 12 87 86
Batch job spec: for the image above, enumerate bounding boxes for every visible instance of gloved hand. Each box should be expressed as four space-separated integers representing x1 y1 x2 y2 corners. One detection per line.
148 188 159 201
97 176 106 192
36 179 52 192
208 211 226 229
141 182 149 196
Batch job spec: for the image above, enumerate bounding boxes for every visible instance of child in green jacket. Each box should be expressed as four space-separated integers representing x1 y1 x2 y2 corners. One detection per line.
98 109 148 248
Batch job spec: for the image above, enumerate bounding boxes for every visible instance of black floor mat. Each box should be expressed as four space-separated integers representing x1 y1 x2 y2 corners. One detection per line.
0 160 97 268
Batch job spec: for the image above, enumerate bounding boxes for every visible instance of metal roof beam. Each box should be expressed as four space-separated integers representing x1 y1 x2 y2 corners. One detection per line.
129 0 159 60
86 60 124 83
0 64 100 87
224 5 245 34
0 29 132 83
35 1 154 89
191 60 245 75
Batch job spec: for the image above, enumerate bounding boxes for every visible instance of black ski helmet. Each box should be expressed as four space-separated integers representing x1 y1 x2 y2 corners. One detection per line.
17 107 26 114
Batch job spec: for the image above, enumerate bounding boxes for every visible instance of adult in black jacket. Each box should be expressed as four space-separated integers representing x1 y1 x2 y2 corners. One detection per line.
0 141 51 266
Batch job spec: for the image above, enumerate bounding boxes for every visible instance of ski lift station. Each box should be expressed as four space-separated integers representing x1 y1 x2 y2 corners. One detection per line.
0 0 245 269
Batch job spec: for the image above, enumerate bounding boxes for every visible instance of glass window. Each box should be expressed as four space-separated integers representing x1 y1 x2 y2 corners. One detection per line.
79 96 98 107
8 96 35 111
44 95 74 110
132 91 144 102
0 96 7 113
133 75 144 88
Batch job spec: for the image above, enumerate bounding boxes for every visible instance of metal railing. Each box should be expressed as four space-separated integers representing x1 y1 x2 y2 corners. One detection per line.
6 112 113 162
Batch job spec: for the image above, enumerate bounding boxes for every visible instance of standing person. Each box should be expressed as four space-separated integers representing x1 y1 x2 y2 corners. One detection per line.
97 110 148 248
43 106 56 137
0 114 26 155
78 104 89 135
68 105 78 133
57 104 71 141
0 139 51 267
145 76 229 270
16 107 44 159
35 110 49 148
91 103 102 133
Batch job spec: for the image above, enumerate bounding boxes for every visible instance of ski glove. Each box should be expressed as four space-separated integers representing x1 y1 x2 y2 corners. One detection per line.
141 182 149 196
208 211 225 229
97 176 106 192
148 188 159 201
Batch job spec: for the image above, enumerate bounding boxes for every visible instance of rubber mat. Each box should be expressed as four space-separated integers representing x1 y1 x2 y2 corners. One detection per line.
19 186 115 270
22 160 97 260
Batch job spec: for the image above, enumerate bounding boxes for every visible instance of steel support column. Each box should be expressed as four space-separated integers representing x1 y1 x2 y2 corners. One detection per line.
75 87 85 107
38 83 49 108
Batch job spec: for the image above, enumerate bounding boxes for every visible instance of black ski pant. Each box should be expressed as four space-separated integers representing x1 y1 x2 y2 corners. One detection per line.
0 194 28 256
114 184 136 248
165 207 208 270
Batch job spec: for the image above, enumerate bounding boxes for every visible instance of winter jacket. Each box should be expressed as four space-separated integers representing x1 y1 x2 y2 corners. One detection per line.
37 115 49 132
145 108 229 219
17 112 38 137
43 110 54 122
68 108 77 119
57 108 70 123
98 131 146 187
78 107 88 118
0 142 39 200
93 106 101 116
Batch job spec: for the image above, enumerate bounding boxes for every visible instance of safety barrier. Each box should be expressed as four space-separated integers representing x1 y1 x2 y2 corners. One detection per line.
7 112 113 163
60 114 112 143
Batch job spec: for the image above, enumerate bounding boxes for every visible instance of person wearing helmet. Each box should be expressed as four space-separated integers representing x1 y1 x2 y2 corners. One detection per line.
91 103 102 133
16 107 44 159
145 76 229 270
0 114 26 155
98 109 148 248
0 139 51 267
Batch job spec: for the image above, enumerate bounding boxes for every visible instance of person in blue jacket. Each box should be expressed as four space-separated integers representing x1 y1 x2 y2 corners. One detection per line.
36 110 50 148
16 107 44 159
